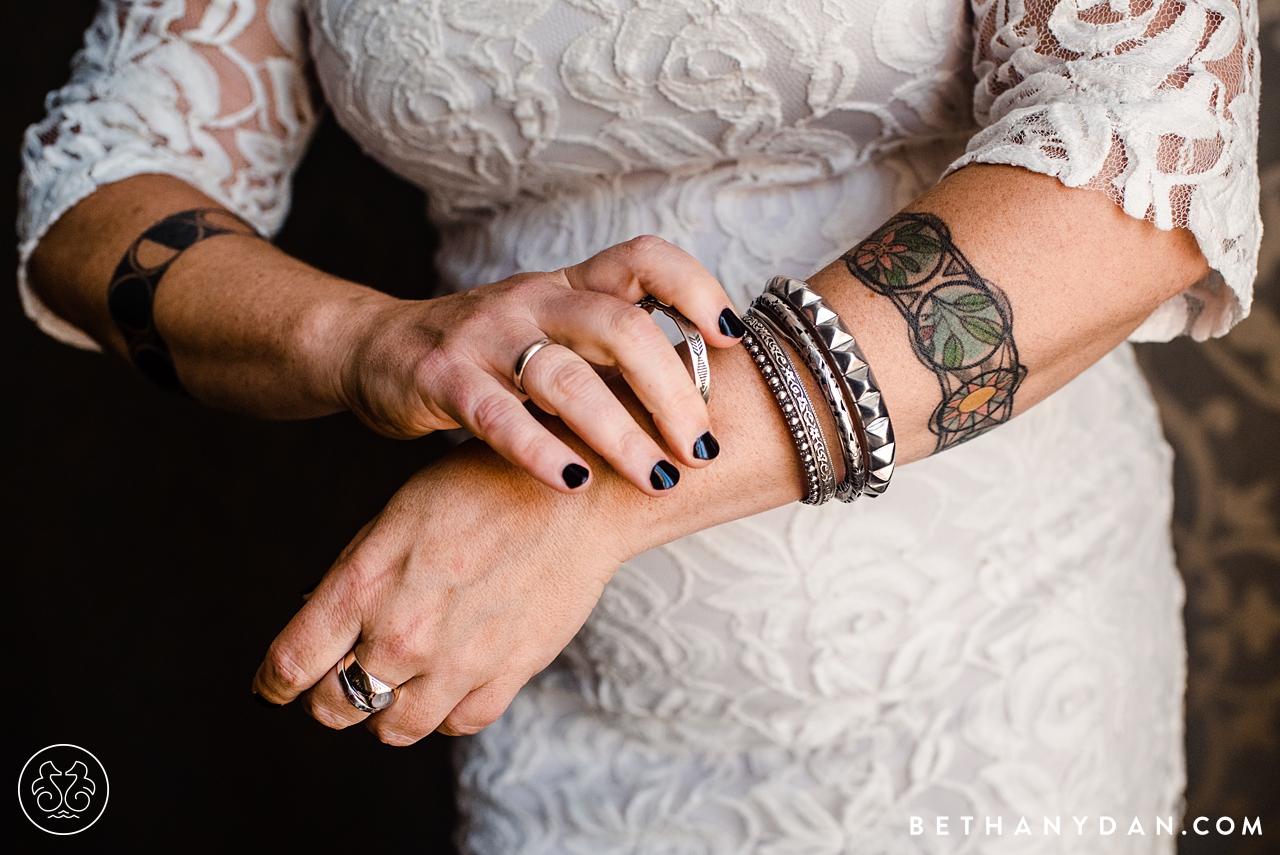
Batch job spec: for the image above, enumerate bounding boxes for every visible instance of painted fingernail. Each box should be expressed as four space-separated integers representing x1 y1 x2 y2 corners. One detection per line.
650 460 680 490
718 308 747 338
563 463 590 489
252 692 281 709
693 432 720 460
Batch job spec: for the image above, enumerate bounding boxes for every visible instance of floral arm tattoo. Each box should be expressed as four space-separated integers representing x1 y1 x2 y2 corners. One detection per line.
842 213 1027 453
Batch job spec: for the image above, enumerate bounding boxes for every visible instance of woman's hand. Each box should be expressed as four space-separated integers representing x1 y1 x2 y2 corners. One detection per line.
250 439 640 743
332 236 746 495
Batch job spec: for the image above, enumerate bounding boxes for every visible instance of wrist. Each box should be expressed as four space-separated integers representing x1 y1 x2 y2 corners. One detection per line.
302 281 402 415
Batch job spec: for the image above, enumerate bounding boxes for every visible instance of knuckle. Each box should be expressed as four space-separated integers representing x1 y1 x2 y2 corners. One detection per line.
304 696 355 732
310 703 355 731
413 347 459 393
546 359 599 402
372 725 421 747
622 233 668 259
607 305 659 344
377 630 419 665
470 391 519 437
618 426 661 462
438 716 490 737
264 644 310 694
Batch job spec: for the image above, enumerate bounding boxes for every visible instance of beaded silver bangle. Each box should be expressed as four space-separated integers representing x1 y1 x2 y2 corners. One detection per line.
765 276 896 496
741 311 837 505
753 292 866 501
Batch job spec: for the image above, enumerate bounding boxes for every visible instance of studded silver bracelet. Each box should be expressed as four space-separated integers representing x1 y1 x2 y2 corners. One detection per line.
741 309 836 505
764 276 896 496
753 292 867 501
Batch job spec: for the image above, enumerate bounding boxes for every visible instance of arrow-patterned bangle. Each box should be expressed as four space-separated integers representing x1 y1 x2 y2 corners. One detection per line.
637 296 710 402
764 276 896 497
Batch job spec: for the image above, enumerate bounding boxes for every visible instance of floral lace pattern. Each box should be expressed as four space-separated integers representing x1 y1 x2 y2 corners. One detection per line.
16 1 1261 852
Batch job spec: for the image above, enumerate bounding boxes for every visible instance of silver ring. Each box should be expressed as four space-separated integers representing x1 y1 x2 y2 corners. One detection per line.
337 651 400 713
513 337 552 395
637 297 711 402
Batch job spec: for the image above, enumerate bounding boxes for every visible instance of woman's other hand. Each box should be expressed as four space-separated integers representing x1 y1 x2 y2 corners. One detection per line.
250 439 636 742
334 236 745 495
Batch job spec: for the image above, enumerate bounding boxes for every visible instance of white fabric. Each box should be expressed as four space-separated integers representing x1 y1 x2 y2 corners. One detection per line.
17 1 1261 852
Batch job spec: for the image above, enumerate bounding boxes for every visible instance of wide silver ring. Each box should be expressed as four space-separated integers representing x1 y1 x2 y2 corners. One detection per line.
337 651 400 713
513 337 552 395
637 297 711 402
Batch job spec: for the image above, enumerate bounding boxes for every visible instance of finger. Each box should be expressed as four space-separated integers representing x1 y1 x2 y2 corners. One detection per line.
302 629 431 733
446 366 594 493
363 672 473 746
252 555 367 705
562 234 746 346
536 293 716 468
520 342 683 495
437 679 523 737
299 662 369 730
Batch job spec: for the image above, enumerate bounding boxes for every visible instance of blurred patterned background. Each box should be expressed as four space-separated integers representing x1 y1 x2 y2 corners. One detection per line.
1134 2 1280 851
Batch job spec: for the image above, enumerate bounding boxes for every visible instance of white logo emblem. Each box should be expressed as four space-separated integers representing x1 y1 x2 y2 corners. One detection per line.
18 744 109 835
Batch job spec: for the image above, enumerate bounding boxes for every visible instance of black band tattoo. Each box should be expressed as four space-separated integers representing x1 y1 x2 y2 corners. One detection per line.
108 208 256 393
842 212 1027 452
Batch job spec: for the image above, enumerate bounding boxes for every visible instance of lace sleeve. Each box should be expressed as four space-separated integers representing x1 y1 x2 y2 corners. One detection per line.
17 0 318 350
952 0 1262 342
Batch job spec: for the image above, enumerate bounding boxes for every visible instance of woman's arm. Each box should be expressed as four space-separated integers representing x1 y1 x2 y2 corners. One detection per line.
251 164 1209 742
21 1 743 495
29 174 746 494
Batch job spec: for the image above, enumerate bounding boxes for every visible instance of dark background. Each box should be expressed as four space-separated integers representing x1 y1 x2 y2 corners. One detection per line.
7 2 1278 852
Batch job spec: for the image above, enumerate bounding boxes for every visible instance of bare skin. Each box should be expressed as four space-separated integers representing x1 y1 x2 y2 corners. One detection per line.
30 164 1209 743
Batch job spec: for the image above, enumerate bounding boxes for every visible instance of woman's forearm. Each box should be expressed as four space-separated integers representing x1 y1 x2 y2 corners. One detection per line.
552 165 1211 556
27 174 378 418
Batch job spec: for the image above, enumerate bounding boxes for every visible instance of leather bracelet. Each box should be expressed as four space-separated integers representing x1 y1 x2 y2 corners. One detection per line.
765 276 896 496
741 309 836 505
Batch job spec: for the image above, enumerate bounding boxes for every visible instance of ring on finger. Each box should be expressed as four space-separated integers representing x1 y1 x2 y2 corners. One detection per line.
637 297 710 402
513 337 552 395
337 651 400 712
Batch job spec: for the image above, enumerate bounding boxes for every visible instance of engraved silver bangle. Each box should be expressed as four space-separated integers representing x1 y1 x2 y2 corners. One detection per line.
765 276 896 496
741 310 836 505
638 296 711 402
753 292 867 502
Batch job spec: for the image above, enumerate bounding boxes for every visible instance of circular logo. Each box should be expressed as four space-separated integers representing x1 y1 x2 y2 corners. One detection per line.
18 745 109 835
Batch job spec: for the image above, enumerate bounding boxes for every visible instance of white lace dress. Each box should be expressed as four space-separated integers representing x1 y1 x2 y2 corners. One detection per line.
19 2 1262 852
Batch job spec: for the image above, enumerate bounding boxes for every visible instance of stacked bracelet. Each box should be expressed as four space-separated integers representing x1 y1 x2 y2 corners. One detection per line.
765 277 896 497
753 292 867 502
740 276 896 505
741 311 837 505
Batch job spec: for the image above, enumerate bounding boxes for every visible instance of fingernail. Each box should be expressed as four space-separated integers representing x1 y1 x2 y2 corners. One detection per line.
253 691 281 709
650 460 680 490
718 308 747 338
563 463 589 489
692 432 720 460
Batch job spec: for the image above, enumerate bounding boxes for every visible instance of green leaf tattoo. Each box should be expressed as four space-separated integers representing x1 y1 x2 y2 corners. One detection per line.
843 213 1027 452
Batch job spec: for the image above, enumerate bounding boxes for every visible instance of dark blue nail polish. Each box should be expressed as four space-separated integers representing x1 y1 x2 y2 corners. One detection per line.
563 463 589 489
693 432 720 460
650 460 680 490
718 308 747 338
253 692 281 709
